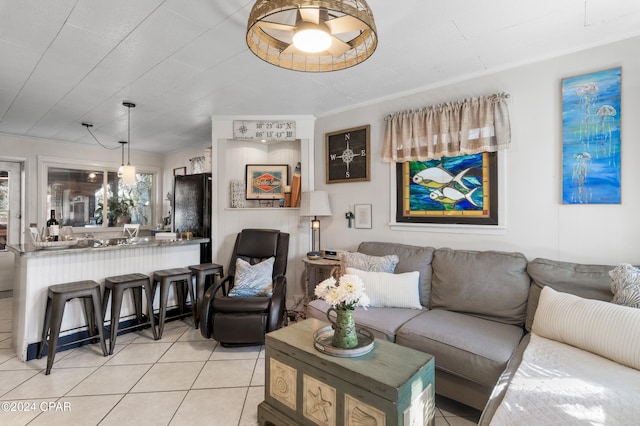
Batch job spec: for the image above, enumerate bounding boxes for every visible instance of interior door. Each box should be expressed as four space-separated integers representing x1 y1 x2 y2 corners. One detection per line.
0 161 22 292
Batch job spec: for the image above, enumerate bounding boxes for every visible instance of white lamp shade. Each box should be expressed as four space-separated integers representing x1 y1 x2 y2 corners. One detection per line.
122 164 136 185
299 191 332 217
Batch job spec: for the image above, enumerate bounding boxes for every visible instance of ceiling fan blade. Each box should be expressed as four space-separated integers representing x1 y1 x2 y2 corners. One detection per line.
326 15 368 34
327 37 351 57
256 21 295 32
281 43 301 55
299 7 319 24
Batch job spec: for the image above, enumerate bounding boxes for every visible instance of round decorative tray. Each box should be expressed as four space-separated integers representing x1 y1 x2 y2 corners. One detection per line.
313 325 375 358
34 239 79 250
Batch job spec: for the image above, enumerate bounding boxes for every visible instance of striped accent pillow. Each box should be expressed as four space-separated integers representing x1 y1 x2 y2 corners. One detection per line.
532 286 640 370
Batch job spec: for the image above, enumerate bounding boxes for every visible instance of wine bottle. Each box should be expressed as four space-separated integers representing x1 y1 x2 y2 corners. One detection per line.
46 209 59 241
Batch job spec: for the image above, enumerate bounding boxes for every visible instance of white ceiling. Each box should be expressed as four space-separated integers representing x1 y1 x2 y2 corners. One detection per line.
1 0 639 154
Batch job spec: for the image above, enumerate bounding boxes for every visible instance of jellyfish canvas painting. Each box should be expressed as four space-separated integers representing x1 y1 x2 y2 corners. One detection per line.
562 67 621 204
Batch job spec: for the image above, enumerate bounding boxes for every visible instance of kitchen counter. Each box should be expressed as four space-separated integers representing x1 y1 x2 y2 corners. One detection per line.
7 236 206 257
9 237 209 361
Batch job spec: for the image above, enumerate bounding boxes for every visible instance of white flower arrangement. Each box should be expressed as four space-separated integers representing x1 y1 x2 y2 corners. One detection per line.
314 274 370 310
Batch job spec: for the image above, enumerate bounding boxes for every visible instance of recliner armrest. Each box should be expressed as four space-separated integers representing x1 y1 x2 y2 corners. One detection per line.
267 275 287 332
199 275 233 338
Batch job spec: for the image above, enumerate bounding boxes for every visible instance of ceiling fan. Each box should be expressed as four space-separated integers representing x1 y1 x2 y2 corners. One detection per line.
256 7 370 56
246 0 377 72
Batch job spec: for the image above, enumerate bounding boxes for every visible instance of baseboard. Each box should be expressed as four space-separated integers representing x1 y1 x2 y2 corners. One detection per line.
26 306 192 360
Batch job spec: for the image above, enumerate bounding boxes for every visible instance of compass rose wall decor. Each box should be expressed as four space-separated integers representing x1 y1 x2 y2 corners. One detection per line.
326 125 370 183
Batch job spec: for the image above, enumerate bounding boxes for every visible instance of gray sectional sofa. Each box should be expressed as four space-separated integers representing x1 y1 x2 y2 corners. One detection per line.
307 241 616 411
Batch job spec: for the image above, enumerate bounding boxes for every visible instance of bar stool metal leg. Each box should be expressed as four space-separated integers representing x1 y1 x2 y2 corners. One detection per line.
38 280 107 375
89 287 108 356
152 268 195 338
103 273 158 355
189 263 224 329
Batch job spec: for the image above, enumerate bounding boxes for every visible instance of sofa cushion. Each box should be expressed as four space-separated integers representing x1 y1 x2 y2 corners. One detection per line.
431 248 530 326
396 309 524 388
357 242 435 307
307 299 425 342
346 267 422 309
525 258 614 332
533 286 640 371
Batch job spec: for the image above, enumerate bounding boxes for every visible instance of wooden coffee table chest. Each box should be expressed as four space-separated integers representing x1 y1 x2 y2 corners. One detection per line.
258 319 435 426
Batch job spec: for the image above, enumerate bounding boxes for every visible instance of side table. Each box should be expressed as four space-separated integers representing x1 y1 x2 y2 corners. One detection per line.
302 257 341 307
258 318 435 426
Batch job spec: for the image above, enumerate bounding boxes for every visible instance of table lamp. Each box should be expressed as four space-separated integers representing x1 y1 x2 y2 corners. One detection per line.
299 191 332 260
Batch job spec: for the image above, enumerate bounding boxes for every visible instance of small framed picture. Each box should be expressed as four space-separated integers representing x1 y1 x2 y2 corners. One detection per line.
354 204 372 229
173 167 186 176
245 164 289 200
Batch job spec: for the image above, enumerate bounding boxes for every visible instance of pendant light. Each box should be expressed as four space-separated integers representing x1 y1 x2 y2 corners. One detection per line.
246 0 377 72
121 101 136 185
117 141 127 178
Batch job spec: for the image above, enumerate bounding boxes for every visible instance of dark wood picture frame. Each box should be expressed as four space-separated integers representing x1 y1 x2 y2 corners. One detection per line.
173 167 186 176
325 125 370 184
245 164 288 200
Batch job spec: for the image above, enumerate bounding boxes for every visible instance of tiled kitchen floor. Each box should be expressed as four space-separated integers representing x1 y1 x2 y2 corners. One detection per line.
0 296 480 425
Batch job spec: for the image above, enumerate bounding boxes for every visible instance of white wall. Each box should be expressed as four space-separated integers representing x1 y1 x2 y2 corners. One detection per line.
312 36 640 265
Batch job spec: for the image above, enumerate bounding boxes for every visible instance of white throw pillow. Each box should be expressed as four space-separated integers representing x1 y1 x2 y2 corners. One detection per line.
229 257 275 297
532 286 640 370
345 267 422 309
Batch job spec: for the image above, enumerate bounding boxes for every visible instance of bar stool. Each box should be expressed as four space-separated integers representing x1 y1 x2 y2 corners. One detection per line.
188 263 224 329
103 273 158 355
37 280 108 375
151 268 195 338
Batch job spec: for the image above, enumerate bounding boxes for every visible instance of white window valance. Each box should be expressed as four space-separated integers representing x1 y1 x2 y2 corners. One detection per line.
382 92 511 162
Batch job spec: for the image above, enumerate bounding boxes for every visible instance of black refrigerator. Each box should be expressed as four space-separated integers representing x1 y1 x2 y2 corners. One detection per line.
172 173 212 263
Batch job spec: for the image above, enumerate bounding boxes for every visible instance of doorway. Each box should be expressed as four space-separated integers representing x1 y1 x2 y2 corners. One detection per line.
0 161 22 293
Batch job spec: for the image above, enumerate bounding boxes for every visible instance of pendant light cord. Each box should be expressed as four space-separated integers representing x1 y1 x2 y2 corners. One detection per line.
127 105 131 165
82 123 120 150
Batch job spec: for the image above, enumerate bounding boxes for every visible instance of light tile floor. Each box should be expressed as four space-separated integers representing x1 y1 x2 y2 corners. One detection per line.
0 296 481 425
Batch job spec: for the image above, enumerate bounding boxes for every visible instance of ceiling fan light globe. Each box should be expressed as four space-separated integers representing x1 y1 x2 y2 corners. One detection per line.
293 28 332 53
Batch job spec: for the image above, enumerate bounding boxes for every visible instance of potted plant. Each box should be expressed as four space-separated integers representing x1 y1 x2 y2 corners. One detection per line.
95 197 134 226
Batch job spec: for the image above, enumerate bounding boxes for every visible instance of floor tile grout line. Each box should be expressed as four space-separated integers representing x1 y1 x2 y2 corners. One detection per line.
0 364 41 400
95 393 128 426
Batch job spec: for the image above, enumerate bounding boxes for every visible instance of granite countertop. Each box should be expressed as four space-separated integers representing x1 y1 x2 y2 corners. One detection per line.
7 236 209 257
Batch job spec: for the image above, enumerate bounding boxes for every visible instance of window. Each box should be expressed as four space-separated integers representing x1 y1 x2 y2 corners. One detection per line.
46 166 154 228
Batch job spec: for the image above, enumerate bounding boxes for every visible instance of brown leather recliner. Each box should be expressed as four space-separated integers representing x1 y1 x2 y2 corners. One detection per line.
199 229 289 346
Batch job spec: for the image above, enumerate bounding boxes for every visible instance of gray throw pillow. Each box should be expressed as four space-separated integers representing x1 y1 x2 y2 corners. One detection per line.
341 251 399 273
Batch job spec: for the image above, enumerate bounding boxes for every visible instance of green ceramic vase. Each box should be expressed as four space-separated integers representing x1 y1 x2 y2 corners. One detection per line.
327 307 358 349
